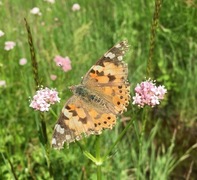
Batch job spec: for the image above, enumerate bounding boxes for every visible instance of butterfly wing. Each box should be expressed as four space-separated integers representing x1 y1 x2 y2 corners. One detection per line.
82 40 130 114
52 41 130 149
52 95 116 149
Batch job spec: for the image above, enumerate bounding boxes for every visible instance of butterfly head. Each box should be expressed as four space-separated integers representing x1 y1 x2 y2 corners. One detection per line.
69 85 87 96
69 85 76 91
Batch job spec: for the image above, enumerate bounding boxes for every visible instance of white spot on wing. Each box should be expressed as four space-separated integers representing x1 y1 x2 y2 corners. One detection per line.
63 108 72 118
117 56 123 61
104 52 115 59
93 65 103 72
115 43 121 48
66 135 71 140
55 124 65 134
52 138 56 145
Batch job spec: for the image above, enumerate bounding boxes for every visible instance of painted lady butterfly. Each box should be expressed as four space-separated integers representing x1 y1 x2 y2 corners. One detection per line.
52 40 130 149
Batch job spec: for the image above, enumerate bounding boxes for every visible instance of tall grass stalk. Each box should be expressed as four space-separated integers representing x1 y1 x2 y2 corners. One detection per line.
24 18 48 145
24 18 52 176
146 0 162 78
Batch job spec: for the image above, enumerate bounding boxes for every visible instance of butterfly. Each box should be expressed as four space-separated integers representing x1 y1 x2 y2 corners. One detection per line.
52 40 130 149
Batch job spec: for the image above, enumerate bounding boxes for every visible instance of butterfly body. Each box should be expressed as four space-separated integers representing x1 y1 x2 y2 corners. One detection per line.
52 40 130 149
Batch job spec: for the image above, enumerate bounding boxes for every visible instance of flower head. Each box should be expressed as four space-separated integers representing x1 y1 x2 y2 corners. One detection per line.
72 3 80 11
54 55 72 72
30 87 60 112
0 30 4 37
19 58 27 65
30 7 42 16
132 79 167 108
50 74 57 81
4 41 16 51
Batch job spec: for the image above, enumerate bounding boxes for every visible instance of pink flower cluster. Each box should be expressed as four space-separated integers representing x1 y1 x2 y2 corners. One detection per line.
54 55 72 72
30 87 60 112
132 79 167 108
4 41 16 51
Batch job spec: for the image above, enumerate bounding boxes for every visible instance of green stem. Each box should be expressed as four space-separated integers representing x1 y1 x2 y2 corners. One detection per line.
139 107 149 147
95 135 101 164
40 114 48 145
2 153 18 180
78 136 103 179
95 135 102 180
50 108 58 118
103 118 134 161
97 165 102 180
83 150 98 163
76 141 98 164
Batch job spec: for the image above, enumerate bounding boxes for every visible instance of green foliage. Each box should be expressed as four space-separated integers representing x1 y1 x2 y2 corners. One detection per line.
0 0 197 179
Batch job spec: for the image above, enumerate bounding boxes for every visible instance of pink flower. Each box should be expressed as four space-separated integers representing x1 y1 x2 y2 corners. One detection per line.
30 7 42 16
4 41 16 51
19 58 27 65
72 3 80 11
132 93 141 105
54 55 72 72
0 30 4 37
0 80 6 87
50 74 57 81
30 87 60 112
156 85 167 99
132 79 167 108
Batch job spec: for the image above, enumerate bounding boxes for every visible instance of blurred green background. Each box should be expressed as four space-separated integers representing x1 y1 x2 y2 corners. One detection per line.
0 0 196 179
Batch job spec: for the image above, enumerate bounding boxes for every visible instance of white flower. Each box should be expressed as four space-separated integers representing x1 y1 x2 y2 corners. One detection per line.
0 80 6 87
30 7 42 16
72 3 80 11
0 30 4 37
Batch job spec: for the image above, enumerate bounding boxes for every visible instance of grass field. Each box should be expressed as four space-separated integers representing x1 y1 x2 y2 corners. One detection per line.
0 0 197 179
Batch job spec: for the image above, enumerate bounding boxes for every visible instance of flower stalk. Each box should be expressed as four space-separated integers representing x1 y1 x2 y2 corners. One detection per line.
146 0 162 78
95 136 102 180
24 18 40 89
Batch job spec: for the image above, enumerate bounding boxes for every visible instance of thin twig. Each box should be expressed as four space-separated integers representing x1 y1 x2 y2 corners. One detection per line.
7 155 18 180
185 161 194 180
